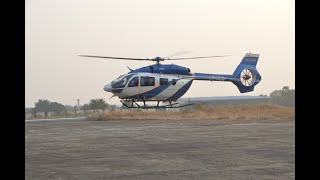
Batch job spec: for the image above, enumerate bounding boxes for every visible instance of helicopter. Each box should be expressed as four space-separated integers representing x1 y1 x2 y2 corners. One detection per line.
80 53 261 109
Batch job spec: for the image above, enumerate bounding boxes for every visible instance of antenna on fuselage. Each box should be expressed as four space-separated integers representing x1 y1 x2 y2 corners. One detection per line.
127 66 133 72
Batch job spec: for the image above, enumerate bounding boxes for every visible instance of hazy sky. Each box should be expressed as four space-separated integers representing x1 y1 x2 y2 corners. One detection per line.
25 0 295 107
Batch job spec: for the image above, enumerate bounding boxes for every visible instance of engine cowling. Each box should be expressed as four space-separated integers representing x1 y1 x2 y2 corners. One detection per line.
131 64 191 75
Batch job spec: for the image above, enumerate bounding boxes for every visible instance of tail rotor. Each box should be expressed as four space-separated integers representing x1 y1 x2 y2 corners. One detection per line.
240 68 256 86
232 53 261 93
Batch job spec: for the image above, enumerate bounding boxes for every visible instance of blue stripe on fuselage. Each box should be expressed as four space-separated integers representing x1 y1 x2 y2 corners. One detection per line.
126 81 173 99
166 80 193 101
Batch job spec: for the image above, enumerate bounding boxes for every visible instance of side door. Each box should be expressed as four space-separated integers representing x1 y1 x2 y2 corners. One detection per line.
123 75 140 97
139 76 156 99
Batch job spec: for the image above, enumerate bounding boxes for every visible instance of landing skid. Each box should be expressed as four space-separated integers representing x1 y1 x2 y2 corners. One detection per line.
120 100 194 109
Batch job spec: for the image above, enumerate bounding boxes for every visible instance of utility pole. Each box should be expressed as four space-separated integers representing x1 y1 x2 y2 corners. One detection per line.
34 102 37 118
74 106 77 116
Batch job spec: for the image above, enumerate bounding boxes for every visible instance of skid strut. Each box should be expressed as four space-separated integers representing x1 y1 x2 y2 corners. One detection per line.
120 100 193 109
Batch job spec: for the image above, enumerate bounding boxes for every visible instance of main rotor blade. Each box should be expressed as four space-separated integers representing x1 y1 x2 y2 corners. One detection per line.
79 55 151 61
164 51 192 58
168 55 229 60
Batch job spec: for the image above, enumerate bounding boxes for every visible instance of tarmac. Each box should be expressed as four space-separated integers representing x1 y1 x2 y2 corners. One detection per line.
25 118 294 179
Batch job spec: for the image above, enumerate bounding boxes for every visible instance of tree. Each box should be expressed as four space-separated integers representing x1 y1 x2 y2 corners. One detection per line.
97 98 107 111
35 99 51 117
25 108 32 113
90 99 98 112
31 108 37 118
50 102 65 115
282 86 290 93
81 104 91 113
89 98 107 112
259 94 268 97
25 107 34 119
63 106 68 117
109 105 117 111
270 86 295 106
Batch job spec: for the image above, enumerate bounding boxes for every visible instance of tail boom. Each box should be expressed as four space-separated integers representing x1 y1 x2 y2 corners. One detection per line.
192 53 261 93
193 73 235 81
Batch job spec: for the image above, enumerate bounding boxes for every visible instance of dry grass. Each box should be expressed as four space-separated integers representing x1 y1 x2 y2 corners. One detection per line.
86 103 295 121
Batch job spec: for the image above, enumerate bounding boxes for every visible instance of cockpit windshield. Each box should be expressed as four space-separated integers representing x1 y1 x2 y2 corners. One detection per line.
111 73 135 89
111 74 126 84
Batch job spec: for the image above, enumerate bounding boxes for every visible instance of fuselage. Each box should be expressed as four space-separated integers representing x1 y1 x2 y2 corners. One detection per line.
104 72 193 101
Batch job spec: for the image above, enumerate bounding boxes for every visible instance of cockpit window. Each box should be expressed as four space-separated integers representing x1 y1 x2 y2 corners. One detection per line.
128 77 139 87
111 74 135 88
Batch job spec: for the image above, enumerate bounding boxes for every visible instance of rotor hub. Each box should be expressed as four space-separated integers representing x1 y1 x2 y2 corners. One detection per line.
242 74 251 80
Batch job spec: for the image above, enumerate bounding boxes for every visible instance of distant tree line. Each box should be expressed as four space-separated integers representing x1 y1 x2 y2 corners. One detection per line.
81 98 117 112
260 86 295 106
33 99 64 117
26 86 295 118
270 86 295 106
26 98 117 118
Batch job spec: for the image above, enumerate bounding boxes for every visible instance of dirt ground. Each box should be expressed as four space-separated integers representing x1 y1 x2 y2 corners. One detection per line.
25 117 294 180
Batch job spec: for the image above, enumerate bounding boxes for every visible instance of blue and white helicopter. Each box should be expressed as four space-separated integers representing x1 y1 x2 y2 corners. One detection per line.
80 53 261 109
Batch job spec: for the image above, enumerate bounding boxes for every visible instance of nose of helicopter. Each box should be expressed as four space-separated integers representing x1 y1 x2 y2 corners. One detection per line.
103 84 112 92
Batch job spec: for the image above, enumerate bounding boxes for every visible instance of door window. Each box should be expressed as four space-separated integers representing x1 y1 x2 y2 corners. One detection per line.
160 78 168 85
140 77 155 86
